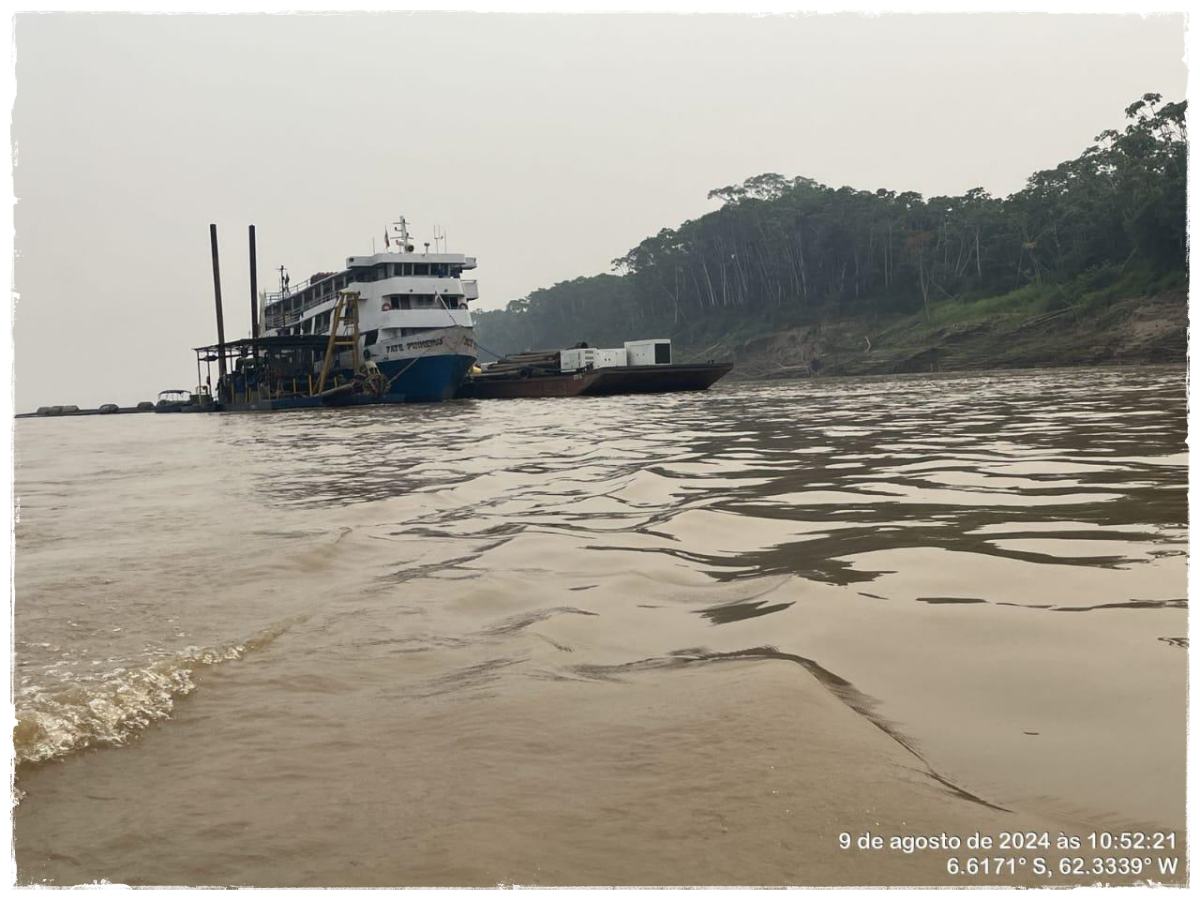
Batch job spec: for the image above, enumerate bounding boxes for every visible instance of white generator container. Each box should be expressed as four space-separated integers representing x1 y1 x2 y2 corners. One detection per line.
593 348 627 368
560 347 597 372
624 339 672 366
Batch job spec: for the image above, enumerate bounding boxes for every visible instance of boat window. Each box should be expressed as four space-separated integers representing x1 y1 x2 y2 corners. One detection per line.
364 329 378 347
655 342 672 364
414 263 430 276
450 266 462 278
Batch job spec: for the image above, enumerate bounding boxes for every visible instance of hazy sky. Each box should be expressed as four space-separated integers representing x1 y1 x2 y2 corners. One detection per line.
12 12 1186 409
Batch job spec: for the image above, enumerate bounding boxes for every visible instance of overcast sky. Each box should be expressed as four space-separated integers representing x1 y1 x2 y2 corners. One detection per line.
12 12 1186 409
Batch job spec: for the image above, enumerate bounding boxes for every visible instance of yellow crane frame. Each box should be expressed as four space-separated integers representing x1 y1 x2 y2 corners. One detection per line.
315 290 363 394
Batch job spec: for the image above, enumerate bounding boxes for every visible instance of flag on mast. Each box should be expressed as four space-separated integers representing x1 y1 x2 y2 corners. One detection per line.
384 228 390 248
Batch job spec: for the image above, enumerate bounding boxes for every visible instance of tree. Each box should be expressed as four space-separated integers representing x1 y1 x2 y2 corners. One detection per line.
475 95 1186 358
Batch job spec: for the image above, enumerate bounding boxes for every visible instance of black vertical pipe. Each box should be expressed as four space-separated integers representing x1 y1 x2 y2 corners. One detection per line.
209 224 228 396
248 224 260 364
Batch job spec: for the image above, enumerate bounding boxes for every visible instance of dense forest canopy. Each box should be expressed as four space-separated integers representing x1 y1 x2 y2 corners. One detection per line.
474 94 1186 358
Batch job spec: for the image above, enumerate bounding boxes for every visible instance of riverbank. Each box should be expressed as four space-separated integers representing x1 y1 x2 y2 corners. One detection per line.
702 290 1185 381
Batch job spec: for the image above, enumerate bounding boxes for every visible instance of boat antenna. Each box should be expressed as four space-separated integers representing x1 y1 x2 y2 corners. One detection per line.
391 215 412 253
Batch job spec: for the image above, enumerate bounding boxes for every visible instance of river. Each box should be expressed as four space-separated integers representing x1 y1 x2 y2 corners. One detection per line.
12 365 1187 886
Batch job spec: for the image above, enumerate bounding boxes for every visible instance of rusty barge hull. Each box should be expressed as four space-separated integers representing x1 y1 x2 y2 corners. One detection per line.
458 362 733 400
583 363 733 395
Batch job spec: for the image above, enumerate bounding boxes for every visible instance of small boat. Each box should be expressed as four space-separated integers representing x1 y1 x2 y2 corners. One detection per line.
458 340 732 400
154 387 216 413
154 390 193 412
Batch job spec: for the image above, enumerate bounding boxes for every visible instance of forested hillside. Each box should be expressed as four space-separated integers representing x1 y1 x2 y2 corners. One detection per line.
475 94 1186 374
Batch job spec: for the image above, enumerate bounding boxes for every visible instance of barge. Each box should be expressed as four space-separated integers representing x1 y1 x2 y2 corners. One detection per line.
458 339 732 400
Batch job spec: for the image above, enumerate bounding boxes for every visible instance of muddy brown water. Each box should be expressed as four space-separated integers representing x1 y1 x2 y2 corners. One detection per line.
12 366 1187 886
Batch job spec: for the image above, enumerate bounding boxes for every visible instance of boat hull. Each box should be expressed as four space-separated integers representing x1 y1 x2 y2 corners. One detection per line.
458 362 732 400
220 353 475 411
585 363 733 395
375 352 476 403
457 370 599 399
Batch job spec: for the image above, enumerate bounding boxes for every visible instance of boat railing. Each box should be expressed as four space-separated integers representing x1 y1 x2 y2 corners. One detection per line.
264 275 320 304
264 281 347 328
264 280 336 307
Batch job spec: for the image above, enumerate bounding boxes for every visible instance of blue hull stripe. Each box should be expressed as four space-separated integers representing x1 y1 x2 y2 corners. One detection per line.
376 354 475 403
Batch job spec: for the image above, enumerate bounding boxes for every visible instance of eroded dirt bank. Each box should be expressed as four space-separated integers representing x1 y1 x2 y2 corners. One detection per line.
710 291 1185 380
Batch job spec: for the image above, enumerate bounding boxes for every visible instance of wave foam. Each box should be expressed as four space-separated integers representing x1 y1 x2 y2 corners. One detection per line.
14 620 297 766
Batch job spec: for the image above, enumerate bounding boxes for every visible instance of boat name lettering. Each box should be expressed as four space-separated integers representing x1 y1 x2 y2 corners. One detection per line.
385 336 447 353
406 337 446 350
